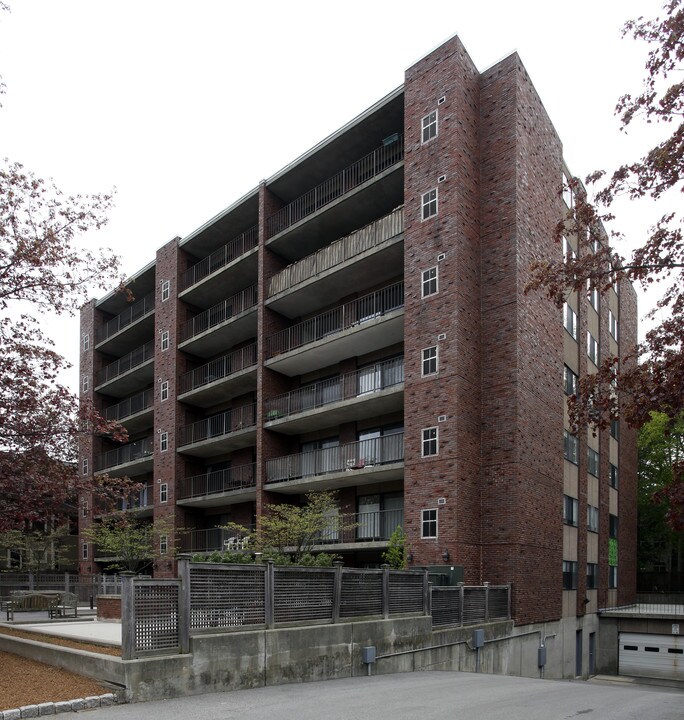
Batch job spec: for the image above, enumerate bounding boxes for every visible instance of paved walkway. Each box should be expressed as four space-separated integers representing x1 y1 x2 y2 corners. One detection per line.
14 620 121 646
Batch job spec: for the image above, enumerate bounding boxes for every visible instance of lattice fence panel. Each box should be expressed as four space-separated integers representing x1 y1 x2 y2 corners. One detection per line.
340 571 382 618
462 587 487 625
189 565 265 630
431 587 462 628
134 582 180 655
488 587 510 620
388 571 424 614
273 568 334 623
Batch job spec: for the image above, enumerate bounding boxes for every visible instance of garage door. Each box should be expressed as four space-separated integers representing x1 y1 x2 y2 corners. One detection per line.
619 632 683 681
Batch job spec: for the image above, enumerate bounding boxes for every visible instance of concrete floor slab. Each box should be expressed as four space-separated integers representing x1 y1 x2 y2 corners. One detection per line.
14 621 121 646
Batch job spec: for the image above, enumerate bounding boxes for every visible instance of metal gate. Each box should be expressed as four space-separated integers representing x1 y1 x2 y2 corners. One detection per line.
619 632 683 681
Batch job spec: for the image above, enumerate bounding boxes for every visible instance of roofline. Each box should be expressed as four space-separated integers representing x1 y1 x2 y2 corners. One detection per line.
95 257 157 307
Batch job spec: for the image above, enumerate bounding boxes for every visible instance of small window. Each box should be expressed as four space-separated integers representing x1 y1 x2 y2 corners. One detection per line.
563 495 579 527
160 483 168 503
609 310 618 341
421 110 438 143
564 365 578 396
82 334 90 351
422 427 438 457
82 375 89 393
564 303 578 340
587 505 599 533
562 236 577 263
161 380 169 402
161 280 171 302
610 419 620 440
564 430 578 464
160 534 168 554
161 330 170 352
81 501 88 518
160 432 169 453
587 332 599 365
609 514 618 539
609 463 619 489
586 563 598 589
81 543 89 561
587 280 599 311
421 508 438 538
587 448 599 477
562 560 578 590
422 267 438 297
562 173 573 208
422 346 438 376
608 565 618 588
421 188 438 220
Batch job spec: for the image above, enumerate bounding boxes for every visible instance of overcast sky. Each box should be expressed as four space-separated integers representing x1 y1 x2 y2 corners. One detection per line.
0 0 667 392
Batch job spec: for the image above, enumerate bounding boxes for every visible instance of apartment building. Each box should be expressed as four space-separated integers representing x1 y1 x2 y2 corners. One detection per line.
78 35 637 636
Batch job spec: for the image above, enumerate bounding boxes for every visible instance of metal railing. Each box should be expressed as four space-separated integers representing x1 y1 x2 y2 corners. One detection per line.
95 436 154 472
180 285 258 343
266 432 404 484
96 292 155 344
105 388 154 423
178 403 257 447
179 344 257 395
265 281 404 359
266 135 404 238
179 463 257 499
316 508 403 544
179 527 254 554
116 484 153 511
181 225 258 291
267 207 404 297
0 573 124 604
265 357 404 421
96 340 154 386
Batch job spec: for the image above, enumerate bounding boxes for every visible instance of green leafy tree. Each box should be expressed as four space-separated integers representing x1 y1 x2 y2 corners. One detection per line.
382 525 409 569
0 526 71 572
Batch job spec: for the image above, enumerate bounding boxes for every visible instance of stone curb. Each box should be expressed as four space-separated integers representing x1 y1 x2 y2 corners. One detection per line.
0 693 117 718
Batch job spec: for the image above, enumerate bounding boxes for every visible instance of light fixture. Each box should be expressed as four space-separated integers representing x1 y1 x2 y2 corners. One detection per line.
442 549 450 562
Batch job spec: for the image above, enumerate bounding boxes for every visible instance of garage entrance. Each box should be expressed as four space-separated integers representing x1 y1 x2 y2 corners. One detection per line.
619 632 683 681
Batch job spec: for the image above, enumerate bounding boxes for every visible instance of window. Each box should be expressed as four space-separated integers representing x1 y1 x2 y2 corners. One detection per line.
82 458 88 476
562 173 573 208
81 543 89 561
563 495 579 527
161 380 169 402
562 236 576 263
564 430 578 464
587 448 599 477
587 280 599 311
422 267 438 297
587 563 598 589
609 310 618 341
161 330 170 352
160 432 169 452
587 505 599 533
160 483 168 503
421 110 438 143
422 346 438 376
422 427 438 457
82 334 90 351
609 463 619 489
563 560 578 590
81 501 88 518
421 508 438 538
610 419 619 440
564 303 578 340
587 332 599 365
82 375 89 393
421 188 438 220
608 565 618 588
609 514 618 539
160 535 168 554
564 365 578 396
161 280 170 302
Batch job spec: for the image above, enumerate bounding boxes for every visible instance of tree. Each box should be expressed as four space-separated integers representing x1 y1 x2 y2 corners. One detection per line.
0 525 71 572
527 1 684 528
382 525 409 569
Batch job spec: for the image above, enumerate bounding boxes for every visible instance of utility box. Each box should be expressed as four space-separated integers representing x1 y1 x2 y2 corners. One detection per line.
426 565 464 586
362 646 376 664
472 629 485 648
538 646 547 668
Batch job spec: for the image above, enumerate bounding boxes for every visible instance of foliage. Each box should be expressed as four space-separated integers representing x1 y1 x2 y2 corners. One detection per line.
382 525 408 569
526 1 684 528
0 525 71 572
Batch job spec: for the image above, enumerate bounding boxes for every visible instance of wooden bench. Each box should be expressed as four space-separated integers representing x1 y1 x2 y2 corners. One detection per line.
5 591 62 621
49 591 78 619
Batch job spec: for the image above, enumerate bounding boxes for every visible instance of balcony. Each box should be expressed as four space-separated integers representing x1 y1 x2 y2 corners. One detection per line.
264 282 404 376
266 136 404 262
265 357 404 435
95 341 154 397
178 403 257 457
312 508 403 550
180 527 254 554
177 463 257 508
267 207 404 319
178 344 258 408
95 292 155 353
180 225 258 308
95 436 154 476
116 483 153 517
104 388 154 435
265 433 404 494
179 285 258 359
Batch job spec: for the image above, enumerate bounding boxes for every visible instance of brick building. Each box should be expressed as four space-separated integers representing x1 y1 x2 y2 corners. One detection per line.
78 35 637 640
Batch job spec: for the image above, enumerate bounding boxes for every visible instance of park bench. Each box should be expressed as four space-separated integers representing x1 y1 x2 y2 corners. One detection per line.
5 591 62 621
48 591 78 619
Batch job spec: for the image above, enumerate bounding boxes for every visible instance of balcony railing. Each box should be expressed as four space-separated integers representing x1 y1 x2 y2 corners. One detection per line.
179 463 256 500
265 281 404 360
116 484 153 512
265 357 404 421
178 403 257 447
266 432 404 484
180 285 258 343
96 292 155 345
105 388 154 423
317 508 403 544
95 436 154 472
180 225 258 291
268 207 404 297
179 344 257 395
180 526 254 554
96 341 154 386
266 135 404 239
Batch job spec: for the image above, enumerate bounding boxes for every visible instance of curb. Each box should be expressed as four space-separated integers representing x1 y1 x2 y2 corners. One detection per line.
0 693 118 718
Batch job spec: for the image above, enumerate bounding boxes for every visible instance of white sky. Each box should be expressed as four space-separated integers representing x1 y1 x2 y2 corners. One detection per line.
0 0 668 392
